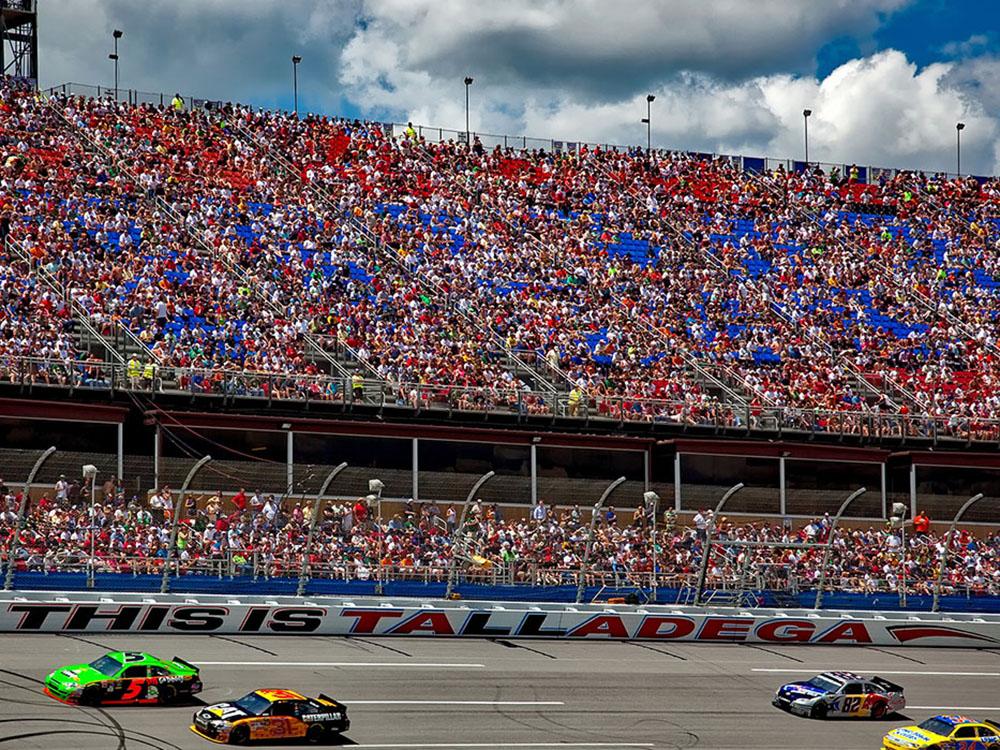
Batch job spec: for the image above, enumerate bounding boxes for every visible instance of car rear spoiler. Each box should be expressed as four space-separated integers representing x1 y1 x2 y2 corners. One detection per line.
871 676 904 693
318 693 340 706
986 719 1000 731
171 656 199 673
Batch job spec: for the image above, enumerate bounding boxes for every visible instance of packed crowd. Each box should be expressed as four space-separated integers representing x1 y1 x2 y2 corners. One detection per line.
1 475 998 598
2 78 1000 435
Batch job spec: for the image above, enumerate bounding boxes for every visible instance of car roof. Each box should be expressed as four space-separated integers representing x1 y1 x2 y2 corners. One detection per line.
932 714 976 726
254 689 308 702
107 651 163 666
817 671 864 683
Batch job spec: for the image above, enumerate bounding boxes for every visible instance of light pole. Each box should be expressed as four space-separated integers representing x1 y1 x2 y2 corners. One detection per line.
931 493 984 612
83 464 98 588
110 29 123 101
693 482 744 606
369 478 385 594
956 122 965 176
812 487 868 609
160 455 212 594
802 109 812 165
296 462 347 597
463 76 473 147
641 94 655 155
575 476 627 604
644 490 660 602
444 470 495 599
292 55 302 116
3 446 56 591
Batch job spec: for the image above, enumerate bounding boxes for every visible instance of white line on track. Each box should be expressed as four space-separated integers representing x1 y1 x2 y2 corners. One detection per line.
908 706 1000 711
344 744 654 749
197 661 484 668
752 668 1000 677
344 700 565 706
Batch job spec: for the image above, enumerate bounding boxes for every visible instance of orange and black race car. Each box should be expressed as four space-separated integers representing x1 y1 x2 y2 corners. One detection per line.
191 688 350 744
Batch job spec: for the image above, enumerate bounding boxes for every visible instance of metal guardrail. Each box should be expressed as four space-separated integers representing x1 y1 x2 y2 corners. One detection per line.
2 353 1000 439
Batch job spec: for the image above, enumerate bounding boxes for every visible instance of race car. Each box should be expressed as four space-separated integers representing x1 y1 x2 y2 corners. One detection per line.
191 688 350 744
882 715 1000 749
44 650 201 705
772 670 905 719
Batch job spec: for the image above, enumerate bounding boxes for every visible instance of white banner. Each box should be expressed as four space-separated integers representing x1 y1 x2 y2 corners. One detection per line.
3 599 1000 646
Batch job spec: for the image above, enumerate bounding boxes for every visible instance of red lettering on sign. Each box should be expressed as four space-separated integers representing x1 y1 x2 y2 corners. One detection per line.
698 617 754 641
755 619 815 643
814 621 873 644
389 611 456 636
567 615 629 639
341 608 405 634
634 616 696 640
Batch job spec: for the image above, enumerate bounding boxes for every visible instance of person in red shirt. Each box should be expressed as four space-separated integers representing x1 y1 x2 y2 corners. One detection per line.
232 488 248 512
913 510 930 537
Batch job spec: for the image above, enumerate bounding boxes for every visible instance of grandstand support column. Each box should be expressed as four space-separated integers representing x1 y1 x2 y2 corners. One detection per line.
673 453 681 511
412 438 419 502
444 471 496 600
286 430 294 495
117 423 123 483
813 487 868 610
3 446 56 591
931 493 985 613
575 476 628 604
296 462 348 597
160 455 212 594
84 464 98 588
530 443 538 506
644 491 660 603
693 482 745 606
153 425 160 492
779 456 786 516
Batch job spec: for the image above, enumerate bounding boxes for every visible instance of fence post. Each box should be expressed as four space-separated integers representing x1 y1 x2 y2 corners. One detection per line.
575 476 627 604
160 455 212 594
295 462 348 596
444 471 495 600
693 482 745 606
813 487 867 609
3 446 56 590
931 493 984 612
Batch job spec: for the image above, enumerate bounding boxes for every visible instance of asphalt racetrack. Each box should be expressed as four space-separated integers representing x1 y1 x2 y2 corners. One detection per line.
1 634 998 749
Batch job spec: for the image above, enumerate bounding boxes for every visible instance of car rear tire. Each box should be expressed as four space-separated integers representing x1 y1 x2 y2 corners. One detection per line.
158 685 177 705
229 726 250 745
811 702 828 720
870 701 887 719
306 724 326 743
81 686 102 706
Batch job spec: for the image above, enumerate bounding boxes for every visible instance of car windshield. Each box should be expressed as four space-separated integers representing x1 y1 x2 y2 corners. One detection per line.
233 692 272 717
87 655 121 677
918 718 956 736
809 675 842 693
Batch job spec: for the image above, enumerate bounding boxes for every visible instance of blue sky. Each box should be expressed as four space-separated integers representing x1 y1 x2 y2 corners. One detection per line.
37 1 1000 174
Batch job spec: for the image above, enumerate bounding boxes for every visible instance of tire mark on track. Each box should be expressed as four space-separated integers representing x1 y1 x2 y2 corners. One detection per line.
211 634 278 656
743 644 804 663
355 638 411 657
493 639 558 659
867 647 926 665
628 642 687 660
58 633 118 651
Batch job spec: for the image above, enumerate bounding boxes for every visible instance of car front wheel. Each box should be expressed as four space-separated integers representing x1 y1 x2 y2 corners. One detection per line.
811 702 828 719
81 686 102 706
229 726 250 745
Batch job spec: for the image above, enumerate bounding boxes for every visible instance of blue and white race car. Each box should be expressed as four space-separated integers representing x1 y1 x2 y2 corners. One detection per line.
773 670 906 719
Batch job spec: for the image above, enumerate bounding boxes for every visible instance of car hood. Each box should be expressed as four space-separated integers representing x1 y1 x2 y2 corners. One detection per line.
199 703 252 722
883 726 941 748
777 681 827 700
47 664 107 686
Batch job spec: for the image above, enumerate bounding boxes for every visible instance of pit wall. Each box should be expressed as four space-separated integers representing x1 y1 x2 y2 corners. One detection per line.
2 593 999 646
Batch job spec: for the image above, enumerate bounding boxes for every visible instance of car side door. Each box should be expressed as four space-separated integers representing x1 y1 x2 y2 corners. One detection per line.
838 682 866 716
116 664 148 702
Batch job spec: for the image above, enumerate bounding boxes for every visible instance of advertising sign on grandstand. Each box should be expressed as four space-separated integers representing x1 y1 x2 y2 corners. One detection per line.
3 600 999 646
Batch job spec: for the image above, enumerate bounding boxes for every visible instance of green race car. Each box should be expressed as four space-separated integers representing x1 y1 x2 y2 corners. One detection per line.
45 651 202 705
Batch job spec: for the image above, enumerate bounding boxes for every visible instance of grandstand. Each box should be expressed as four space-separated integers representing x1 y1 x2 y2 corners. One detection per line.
1 69 1000 610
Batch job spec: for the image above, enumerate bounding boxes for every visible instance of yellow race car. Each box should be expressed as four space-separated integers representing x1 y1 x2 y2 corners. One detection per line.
191 688 349 744
882 714 1000 749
